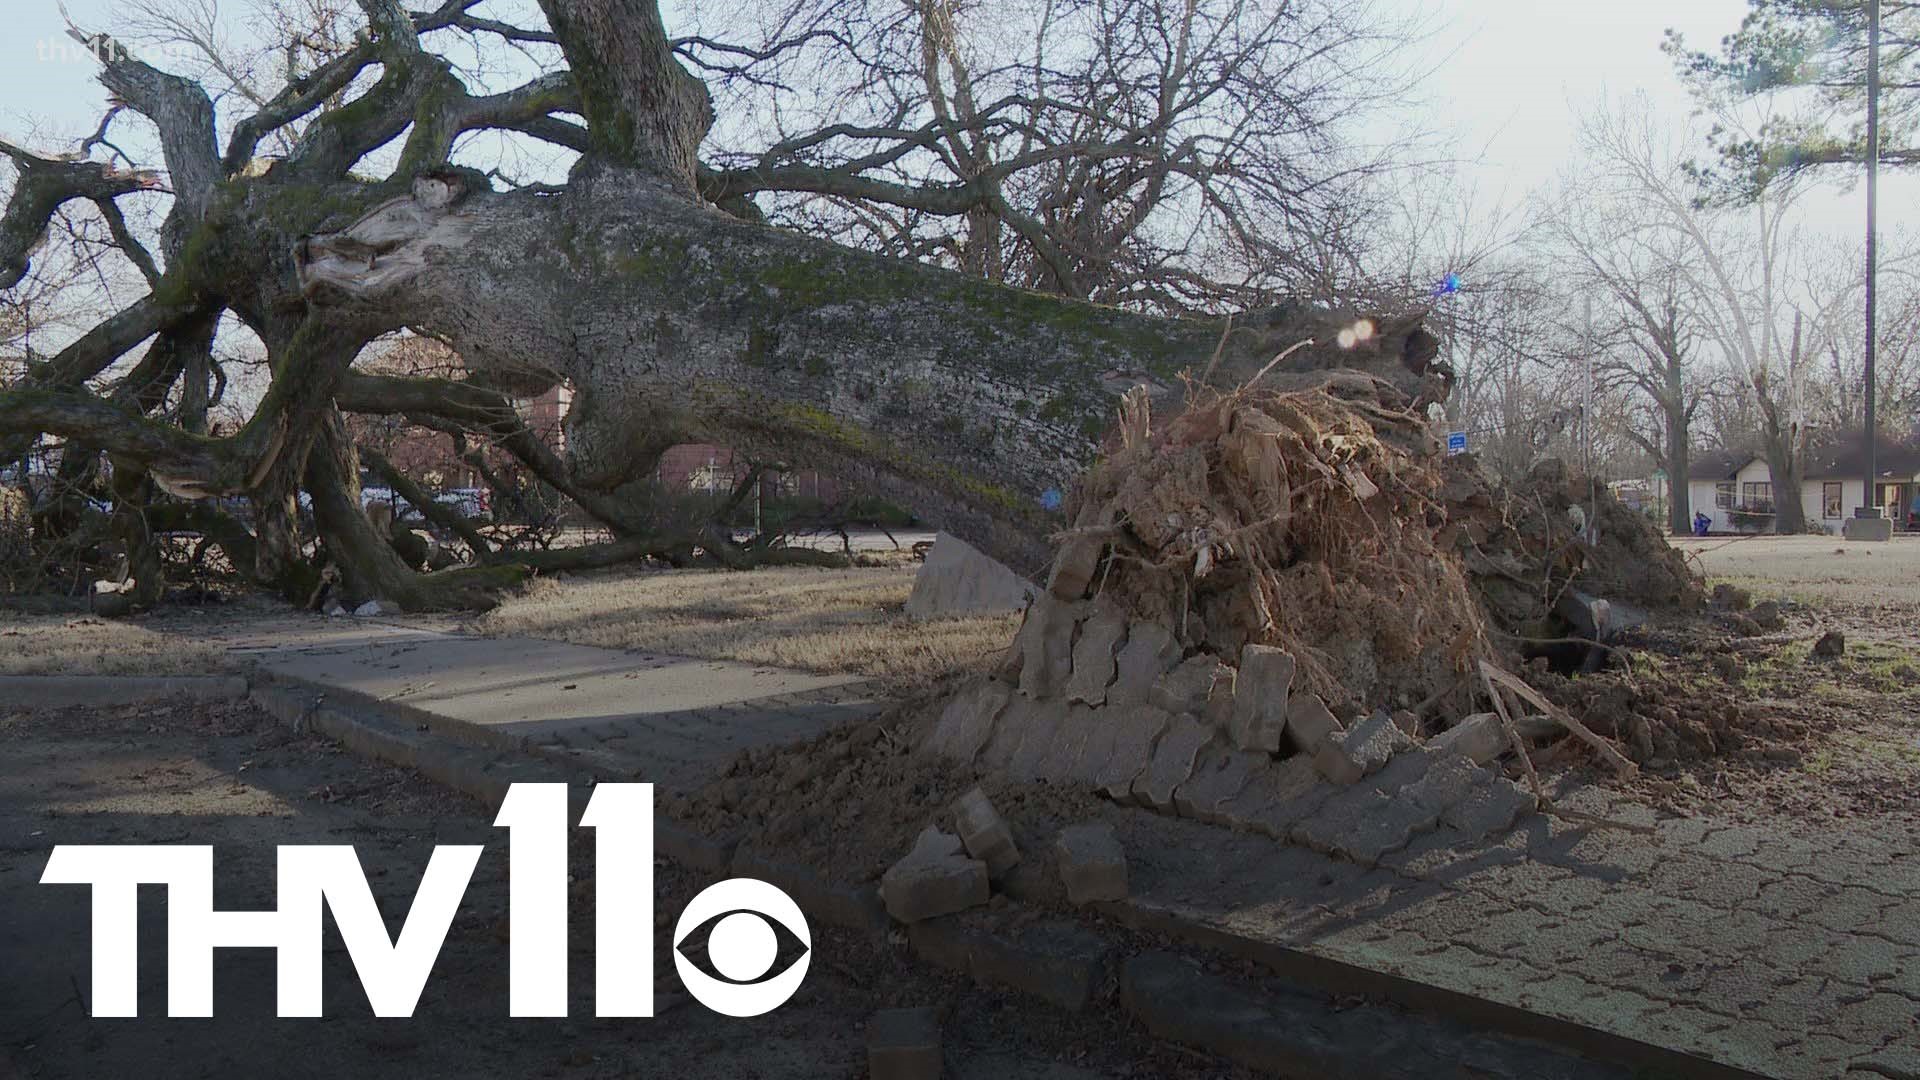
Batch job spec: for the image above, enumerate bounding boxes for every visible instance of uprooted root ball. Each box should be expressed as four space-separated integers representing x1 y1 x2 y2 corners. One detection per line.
1049 374 1698 721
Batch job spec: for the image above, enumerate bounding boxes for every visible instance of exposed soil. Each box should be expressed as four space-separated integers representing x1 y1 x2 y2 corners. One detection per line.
1527 588 1920 824
672 673 1154 922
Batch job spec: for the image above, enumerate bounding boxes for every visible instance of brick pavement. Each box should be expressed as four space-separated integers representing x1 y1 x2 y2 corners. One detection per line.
1106 781 1920 1079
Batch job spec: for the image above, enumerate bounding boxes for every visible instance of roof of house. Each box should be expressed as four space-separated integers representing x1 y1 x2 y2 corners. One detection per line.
1800 435 1920 481
1686 449 1757 482
1685 436 1920 483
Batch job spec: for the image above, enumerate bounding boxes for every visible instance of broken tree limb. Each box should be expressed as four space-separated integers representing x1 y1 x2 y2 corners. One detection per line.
1480 659 1638 779
1480 662 1545 808
359 442 493 559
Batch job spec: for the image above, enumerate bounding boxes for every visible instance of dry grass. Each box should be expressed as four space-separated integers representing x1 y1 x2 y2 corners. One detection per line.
0 609 232 675
476 565 1021 686
1670 535 1920 607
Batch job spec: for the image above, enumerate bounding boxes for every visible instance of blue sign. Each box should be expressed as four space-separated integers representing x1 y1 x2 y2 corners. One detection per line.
1446 431 1467 456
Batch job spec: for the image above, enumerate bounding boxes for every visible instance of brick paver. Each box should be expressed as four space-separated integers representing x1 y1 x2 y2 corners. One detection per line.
194 613 1918 1076
1112 783 1920 1079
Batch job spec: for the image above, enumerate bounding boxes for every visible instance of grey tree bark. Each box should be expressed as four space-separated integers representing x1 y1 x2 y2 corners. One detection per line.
1756 313 1808 534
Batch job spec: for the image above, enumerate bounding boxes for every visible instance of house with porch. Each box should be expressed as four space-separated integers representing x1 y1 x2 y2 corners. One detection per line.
1685 436 1920 534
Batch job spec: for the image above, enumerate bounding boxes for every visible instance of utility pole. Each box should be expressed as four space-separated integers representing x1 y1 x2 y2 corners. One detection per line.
1861 0 1883 524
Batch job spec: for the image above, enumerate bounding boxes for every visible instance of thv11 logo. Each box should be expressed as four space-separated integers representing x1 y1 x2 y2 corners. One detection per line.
38 782 810 1018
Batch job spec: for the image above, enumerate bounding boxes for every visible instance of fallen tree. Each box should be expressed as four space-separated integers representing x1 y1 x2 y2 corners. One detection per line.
0 0 1442 611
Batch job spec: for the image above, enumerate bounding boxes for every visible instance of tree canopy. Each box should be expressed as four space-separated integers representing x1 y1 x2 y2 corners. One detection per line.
1667 0 1920 197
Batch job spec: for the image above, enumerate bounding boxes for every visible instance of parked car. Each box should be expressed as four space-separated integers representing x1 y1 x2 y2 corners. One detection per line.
433 487 491 521
359 486 425 524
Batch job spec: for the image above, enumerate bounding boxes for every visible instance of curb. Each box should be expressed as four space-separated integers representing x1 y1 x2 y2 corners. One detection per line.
732 844 890 936
248 674 582 813
1117 949 1627 1080
1093 895 1764 1080
245 669 1756 1080
2 674 249 708
907 912 1112 1012
250 671 531 755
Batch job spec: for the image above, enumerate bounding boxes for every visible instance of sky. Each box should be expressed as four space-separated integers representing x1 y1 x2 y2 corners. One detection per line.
1413 0 1920 239
2 0 1912 256
1418 0 1747 193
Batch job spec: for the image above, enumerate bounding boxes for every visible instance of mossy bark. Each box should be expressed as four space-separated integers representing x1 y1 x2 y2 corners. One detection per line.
300 168 1438 575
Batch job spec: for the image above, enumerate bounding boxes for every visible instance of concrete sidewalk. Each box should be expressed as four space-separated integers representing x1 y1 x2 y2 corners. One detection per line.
207 613 886 793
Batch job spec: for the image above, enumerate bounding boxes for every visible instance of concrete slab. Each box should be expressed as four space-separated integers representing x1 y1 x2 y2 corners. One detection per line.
205 613 882 793
1842 515 1894 542
254 633 861 725
904 532 1037 619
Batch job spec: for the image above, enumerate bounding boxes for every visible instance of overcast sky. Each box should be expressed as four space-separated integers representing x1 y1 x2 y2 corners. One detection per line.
4 0 1911 248
1416 0 1920 239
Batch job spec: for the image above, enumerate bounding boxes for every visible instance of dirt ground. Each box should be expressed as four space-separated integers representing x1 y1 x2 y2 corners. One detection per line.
0 700 1232 1080
1553 534 1920 823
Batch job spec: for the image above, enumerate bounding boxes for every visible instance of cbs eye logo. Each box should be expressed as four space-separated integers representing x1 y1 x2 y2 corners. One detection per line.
673 878 812 1016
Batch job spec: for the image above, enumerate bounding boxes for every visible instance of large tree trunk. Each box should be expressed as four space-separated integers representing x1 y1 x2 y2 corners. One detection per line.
107 462 163 610
296 169 1441 575
1758 315 1806 535
1663 362 1692 537
1761 428 1805 533
304 408 525 609
1665 435 1692 537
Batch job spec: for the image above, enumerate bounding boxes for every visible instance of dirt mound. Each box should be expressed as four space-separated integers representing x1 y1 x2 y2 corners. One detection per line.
1442 457 1697 620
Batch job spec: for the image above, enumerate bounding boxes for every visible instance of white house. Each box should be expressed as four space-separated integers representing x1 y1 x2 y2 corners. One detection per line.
1685 439 1920 534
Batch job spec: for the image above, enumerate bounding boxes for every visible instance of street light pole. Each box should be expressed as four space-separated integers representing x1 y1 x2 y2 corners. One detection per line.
1862 0 1882 520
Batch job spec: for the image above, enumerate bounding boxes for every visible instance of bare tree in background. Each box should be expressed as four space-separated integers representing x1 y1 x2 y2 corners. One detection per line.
684 0 1425 311
1804 233 1920 440
1541 96 1871 534
1539 112 1710 535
